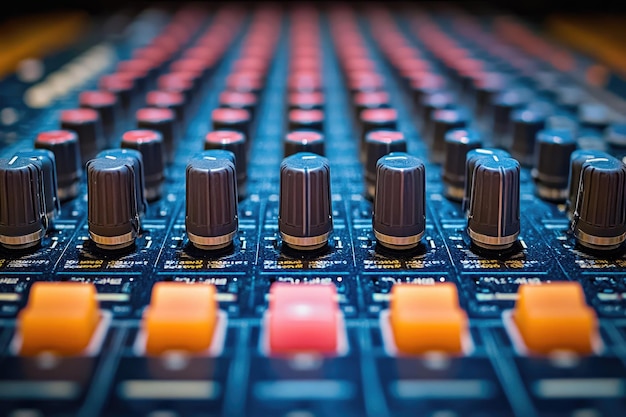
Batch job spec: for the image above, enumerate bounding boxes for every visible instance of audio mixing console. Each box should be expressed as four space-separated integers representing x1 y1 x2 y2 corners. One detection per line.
1 3 626 417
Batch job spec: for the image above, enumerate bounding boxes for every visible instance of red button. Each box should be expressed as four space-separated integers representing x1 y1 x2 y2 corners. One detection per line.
219 91 257 107
205 130 245 145
170 58 209 75
288 91 324 108
354 91 390 107
289 109 324 123
268 283 339 354
157 74 193 92
99 74 134 92
285 130 324 144
212 108 250 124
367 130 404 143
79 91 117 107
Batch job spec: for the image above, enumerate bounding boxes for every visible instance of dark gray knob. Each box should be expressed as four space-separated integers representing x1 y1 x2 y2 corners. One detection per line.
566 149 611 220
60 108 104 164
578 102 611 132
96 149 148 218
14 150 60 225
419 91 456 136
472 72 508 122
87 157 139 250
34 130 82 201
0 157 46 249
532 129 577 202
136 108 177 165
279 152 332 250
121 129 165 201
463 147 512 214
467 156 520 250
429 107 470 164
491 87 533 144
204 130 248 198
79 90 120 147
572 156 626 250
185 150 238 250
555 85 585 114
284 131 325 158
364 130 407 200
442 128 482 201
373 153 426 250
510 108 546 166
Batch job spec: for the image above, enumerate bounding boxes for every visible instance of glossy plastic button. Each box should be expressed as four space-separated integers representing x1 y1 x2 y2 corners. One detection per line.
390 283 467 354
143 282 218 355
18 282 100 356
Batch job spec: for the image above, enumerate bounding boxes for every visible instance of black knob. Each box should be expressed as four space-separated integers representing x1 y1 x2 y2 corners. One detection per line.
211 108 252 143
572 156 626 251
419 91 456 135
79 90 120 147
288 109 324 132
510 108 546 166
429 107 470 164
14 150 60 226
442 128 483 201
354 91 389 120
467 155 520 250
96 149 148 218
121 129 166 201
219 91 258 120
360 108 398 145
0 156 46 250
555 85 585 114
566 149 611 220
472 72 509 122
99 73 135 115
204 130 248 198
532 129 577 202
86 157 139 250
491 87 533 145
279 152 332 250
284 130 325 157
364 130 407 200
146 91 186 127
35 130 82 201
373 153 426 250
463 148 512 214
545 114 579 138
60 108 105 164
136 108 177 165
185 150 238 250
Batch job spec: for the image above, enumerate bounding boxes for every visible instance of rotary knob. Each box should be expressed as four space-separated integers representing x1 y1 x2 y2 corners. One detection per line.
364 130 407 200
14 150 60 226
429 107 470 164
532 129 577 202
373 153 426 250
87 157 140 250
442 128 483 201
185 151 239 250
510 108 546 166
571 156 626 251
462 148 511 214
467 155 520 250
566 149 610 220
0 156 46 250
279 152 332 250
96 149 148 218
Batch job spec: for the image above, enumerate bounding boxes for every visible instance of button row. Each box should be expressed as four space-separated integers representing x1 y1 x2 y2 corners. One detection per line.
15 280 597 357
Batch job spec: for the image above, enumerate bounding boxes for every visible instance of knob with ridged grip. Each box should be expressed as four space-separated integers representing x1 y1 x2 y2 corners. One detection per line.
572 156 626 251
442 129 482 201
96 149 148 218
0 157 46 250
373 153 426 250
566 150 611 220
14 150 60 226
279 152 332 250
185 151 238 250
462 148 511 214
532 129 577 202
87 157 139 250
467 156 520 250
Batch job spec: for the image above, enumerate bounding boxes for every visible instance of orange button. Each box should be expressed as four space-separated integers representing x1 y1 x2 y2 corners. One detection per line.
143 282 217 355
512 282 597 354
18 282 100 356
390 283 467 354
268 283 338 355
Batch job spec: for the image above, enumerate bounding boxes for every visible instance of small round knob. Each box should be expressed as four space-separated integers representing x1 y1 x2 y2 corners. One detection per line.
136 108 177 164
532 129 578 202
205 130 248 198
429 107 470 164
87 157 139 250
79 90 120 147
462 148 511 214
606 123 626 148
566 149 611 220
442 128 483 201
185 151 238 250
571 156 626 251
34 130 82 201
510 108 546 166
279 152 332 250
467 155 520 250
122 129 165 201
60 108 104 164
364 130 407 200
0 156 46 250
373 153 426 250
96 149 148 218
284 131 325 157
14 150 60 225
